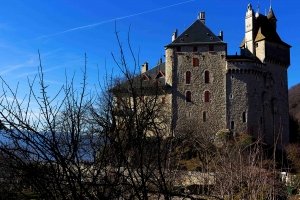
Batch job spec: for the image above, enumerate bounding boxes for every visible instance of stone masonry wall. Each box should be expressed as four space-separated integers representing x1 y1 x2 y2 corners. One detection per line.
227 60 289 146
166 44 227 137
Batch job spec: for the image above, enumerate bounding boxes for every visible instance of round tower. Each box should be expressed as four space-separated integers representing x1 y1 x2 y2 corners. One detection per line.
244 3 256 56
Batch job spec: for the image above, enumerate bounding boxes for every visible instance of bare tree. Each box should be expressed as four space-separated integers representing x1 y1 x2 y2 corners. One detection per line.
0 32 290 200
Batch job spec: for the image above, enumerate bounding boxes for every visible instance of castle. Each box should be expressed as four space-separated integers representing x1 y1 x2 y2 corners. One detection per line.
114 4 291 146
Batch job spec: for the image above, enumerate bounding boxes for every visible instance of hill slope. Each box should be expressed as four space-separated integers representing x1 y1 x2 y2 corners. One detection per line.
289 83 300 122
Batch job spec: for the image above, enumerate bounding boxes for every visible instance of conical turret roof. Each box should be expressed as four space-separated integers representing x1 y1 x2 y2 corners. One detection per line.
267 7 277 20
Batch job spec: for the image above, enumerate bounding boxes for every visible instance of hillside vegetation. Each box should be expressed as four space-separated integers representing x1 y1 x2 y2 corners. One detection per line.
289 83 300 122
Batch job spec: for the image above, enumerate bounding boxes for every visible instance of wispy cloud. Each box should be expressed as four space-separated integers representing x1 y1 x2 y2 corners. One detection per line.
0 48 70 78
36 0 196 40
0 56 37 76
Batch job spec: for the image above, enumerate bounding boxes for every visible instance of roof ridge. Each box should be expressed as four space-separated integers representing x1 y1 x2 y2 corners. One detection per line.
166 19 223 47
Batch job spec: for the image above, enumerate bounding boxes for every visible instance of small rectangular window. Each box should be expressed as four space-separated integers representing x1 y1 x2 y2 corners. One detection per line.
186 91 192 102
203 112 207 122
193 58 199 67
186 71 191 84
176 46 181 52
230 121 235 129
242 112 247 123
204 91 210 102
209 44 214 51
204 71 210 83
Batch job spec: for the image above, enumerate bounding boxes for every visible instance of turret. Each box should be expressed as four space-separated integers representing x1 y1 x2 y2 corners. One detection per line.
244 3 256 56
267 6 277 30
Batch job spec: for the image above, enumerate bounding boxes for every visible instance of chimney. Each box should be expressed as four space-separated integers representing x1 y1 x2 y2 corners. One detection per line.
141 62 148 73
172 29 178 42
198 12 205 24
218 31 223 40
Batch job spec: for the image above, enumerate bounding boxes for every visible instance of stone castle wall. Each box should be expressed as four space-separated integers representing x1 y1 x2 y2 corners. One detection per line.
226 61 265 139
227 60 289 146
166 44 227 136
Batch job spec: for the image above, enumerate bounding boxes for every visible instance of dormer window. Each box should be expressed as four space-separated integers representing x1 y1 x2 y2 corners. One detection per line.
142 74 150 81
156 71 165 79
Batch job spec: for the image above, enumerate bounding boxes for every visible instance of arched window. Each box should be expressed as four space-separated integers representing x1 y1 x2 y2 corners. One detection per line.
204 71 210 83
204 91 210 102
203 111 207 122
186 71 191 84
193 58 199 67
186 91 192 102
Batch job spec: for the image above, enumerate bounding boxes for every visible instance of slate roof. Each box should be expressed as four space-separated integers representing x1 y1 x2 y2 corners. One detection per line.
111 62 171 95
240 13 290 48
226 55 262 63
267 7 277 20
166 19 224 47
143 62 166 80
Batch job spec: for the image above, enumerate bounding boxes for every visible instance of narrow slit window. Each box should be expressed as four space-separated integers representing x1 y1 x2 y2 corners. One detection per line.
242 112 247 123
203 111 207 122
204 71 210 83
186 71 191 84
186 91 192 102
230 121 235 129
204 91 210 102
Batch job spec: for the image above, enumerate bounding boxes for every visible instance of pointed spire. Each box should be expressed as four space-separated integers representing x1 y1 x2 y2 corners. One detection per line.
267 6 277 20
247 3 253 11
246 3 254 18
267 5 277 29
255 5 260 17
255 0 260 17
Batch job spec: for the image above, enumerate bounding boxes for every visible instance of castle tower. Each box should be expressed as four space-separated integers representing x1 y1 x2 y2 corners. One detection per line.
244 3 256 57
235 4 291 147
165 12 228 136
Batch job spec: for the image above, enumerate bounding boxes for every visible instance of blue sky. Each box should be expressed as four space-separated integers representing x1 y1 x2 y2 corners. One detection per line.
0 0 299 99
